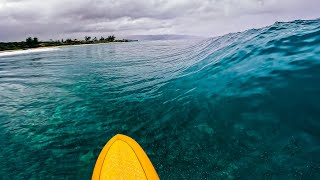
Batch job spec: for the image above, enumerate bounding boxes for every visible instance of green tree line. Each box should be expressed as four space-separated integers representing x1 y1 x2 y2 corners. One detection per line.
0 35 135 51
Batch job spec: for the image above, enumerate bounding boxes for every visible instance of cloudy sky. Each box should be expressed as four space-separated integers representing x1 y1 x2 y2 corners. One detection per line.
0 0 319 41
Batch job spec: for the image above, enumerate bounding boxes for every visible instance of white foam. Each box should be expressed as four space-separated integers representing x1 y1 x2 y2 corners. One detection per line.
0 47 60 57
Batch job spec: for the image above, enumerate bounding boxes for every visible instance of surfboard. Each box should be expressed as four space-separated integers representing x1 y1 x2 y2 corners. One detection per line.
92 134 159 180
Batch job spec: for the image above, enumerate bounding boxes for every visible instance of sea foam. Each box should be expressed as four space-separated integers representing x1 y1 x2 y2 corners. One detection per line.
0 47 60 57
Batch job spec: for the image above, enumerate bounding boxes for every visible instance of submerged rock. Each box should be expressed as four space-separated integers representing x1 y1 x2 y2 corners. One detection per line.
196 123 214 135
80 150 94 163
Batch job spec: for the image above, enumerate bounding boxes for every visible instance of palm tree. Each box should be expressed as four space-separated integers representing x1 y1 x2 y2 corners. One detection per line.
33 37 39 44
26 37 39 48
26 37 33 45
65 39 73 44
84 36 91 42
107 35 115 42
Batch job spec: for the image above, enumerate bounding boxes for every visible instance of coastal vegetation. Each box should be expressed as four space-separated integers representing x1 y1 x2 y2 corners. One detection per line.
0 35 136 51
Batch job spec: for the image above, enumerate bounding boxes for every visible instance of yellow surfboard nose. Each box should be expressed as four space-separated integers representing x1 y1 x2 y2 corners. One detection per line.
92 134 159 180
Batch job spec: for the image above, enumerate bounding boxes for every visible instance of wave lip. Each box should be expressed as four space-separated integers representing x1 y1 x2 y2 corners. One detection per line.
0 47 60 57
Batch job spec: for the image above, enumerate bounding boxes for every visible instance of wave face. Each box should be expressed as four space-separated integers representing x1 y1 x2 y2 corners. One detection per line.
1 19 320 179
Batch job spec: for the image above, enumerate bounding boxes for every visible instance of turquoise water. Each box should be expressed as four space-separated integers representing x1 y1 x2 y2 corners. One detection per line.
1 19 320 179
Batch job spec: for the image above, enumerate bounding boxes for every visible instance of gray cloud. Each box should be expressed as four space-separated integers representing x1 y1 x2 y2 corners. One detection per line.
0 0 319 41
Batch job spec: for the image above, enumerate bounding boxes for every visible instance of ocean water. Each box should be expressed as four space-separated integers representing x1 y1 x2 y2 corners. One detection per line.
1 19 320 179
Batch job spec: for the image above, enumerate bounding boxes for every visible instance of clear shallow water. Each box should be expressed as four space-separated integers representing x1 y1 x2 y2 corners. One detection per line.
1 19 320 179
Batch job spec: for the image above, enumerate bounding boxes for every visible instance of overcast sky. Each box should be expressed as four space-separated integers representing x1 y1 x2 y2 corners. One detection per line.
0 0 319 41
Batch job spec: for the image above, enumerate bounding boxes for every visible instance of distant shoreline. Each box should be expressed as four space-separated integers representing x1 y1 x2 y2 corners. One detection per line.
0 42 115 53
0 35 138 53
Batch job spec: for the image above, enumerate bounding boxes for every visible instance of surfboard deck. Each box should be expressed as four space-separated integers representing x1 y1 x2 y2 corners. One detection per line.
92 134 159 180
